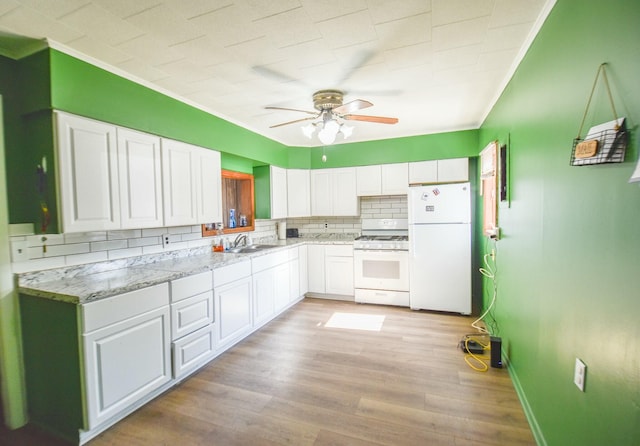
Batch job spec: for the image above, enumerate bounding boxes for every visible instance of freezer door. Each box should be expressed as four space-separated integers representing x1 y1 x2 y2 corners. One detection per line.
408 183 470 224
409 223 471 314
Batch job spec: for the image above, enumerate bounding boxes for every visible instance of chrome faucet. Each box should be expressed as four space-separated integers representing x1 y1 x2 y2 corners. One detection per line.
233 234 248 248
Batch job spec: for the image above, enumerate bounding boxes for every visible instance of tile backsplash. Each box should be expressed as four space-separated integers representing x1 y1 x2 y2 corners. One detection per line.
286 195 407 236
9 195 407 273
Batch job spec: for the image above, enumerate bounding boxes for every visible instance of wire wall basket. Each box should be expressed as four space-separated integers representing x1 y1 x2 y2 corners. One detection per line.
570 125 628 166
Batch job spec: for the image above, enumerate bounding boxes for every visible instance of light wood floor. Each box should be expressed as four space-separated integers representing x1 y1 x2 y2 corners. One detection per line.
1 298 535 445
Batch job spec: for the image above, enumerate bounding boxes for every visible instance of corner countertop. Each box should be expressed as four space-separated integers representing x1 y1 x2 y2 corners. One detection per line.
17 236 354 305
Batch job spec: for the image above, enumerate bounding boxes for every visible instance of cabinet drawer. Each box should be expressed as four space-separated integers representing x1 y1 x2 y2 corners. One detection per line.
213 260 251 287
172 324 215 379
251 250 288 273
170 271 212 302
355 289 409 307
82 283 169 333
171 291 214 340
325 244 353 257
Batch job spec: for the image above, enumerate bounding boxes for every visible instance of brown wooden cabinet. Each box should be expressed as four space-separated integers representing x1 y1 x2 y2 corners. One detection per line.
202 169 254 236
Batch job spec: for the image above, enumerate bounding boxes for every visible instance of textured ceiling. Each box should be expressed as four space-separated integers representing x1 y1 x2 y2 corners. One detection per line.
0 0 554 147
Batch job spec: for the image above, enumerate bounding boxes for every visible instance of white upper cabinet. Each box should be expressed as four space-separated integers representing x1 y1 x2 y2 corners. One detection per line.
332 168 358 215
117 128 163 229
56 112 120 232
409 158 468 184
437 158 469 182
270 165 288 219
162 139 222 226
356 165 381 196
286 169 311 217
161 139 198 226
310 169 332 216
381 163 408 195
56 112 222 232
357 163 408 196
311 167 358 216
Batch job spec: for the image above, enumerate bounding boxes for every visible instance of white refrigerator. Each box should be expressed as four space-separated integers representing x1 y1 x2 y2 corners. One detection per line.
408 182 471 314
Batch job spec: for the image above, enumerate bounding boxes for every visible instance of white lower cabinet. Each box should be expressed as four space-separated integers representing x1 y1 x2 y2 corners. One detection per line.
169 271 215 379
252 249 295 328
306 244 354 298
325 245 354 296
81 284 171 430
288 247 300 305
252 267 276 327
299 245 309 295
307 244 326 293
214 261 253 349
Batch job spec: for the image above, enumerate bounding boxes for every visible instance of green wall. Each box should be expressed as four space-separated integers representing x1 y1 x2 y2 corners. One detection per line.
308 129 478 168
478 0 640 444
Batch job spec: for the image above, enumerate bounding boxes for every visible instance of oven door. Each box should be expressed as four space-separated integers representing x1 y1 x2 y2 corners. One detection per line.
354 249 409 292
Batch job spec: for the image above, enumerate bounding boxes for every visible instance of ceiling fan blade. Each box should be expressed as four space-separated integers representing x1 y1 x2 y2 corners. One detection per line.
252 65 307 87
343 114 399 124
269 116 318 128
265 106 318 116
332 99 373 115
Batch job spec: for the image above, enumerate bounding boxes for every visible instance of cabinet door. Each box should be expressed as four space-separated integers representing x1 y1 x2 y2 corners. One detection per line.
274 262 290 312
83 306 171 429
332 168 358 216
298 244 309 295
325 255 355 296
162 139 197 226
289 256 300 303
287 169 310 217
381 163 408 195
117 128 163 229
437 158 469 182
270 166 288 219
356 165 381 196
310 170 332 216
408 160 438 184
195 148 222 223
56 112 120 232
215 277 253 349
307 244 326 293
252 268 276 327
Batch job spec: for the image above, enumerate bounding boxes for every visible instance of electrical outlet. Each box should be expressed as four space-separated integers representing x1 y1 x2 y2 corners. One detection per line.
162 234 170 247
11 240 28 262
574 358 586 391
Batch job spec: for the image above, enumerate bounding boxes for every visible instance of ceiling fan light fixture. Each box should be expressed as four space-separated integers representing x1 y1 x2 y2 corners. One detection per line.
340 124 354 139
318 126 337 145
301 123 315 138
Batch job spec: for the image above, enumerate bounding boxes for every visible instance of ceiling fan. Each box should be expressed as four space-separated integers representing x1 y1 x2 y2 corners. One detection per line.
266 89 398 144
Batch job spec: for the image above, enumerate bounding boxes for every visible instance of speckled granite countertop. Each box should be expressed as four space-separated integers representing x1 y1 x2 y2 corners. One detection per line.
18 236 355 305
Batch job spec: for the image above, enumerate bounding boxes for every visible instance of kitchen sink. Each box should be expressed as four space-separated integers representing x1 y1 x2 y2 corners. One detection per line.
226 244 279 254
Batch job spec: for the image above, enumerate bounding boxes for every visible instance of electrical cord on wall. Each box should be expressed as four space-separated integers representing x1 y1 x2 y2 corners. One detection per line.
460 238 499 372
472 238 499 335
